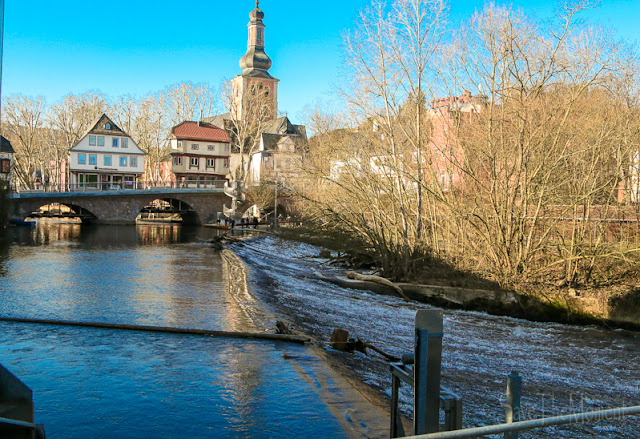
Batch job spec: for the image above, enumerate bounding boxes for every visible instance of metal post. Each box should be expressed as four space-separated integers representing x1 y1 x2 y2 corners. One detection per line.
414 310 444 435
273 176 279 229
505 371 522 439
441 394 462 431
391 373 405 438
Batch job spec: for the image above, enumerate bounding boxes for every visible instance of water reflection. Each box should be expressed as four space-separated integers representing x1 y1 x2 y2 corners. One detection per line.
10 222 208 248
0 228 10 277
0 223 350 438
0 324 347 439
0 223 256 331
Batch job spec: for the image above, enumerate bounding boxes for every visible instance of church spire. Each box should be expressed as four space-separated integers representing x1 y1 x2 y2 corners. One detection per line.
239 1 272 74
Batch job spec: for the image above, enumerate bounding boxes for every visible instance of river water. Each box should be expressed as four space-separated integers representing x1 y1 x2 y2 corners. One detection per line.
231 235 640 439
0 223 349 438
2 224 638 438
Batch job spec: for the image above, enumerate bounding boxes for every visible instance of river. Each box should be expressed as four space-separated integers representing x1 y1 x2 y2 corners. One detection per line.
1 223 638 438
0 223 355 438
231 234 640 439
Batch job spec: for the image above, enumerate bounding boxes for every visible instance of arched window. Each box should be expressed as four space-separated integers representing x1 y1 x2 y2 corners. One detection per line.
105 123 111 130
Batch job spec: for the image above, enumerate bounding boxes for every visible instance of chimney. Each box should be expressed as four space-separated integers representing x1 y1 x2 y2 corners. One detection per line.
198 109 204 126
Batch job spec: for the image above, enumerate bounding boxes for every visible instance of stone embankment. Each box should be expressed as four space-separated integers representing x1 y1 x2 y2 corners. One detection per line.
316 270 640 330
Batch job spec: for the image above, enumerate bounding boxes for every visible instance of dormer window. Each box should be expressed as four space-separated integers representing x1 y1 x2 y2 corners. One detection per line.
105 123 111 130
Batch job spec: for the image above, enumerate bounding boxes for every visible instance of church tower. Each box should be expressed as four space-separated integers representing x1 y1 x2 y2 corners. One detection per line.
232 1 279 121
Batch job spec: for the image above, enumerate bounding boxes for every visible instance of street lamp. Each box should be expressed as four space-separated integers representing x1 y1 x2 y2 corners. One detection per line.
273 174 279 229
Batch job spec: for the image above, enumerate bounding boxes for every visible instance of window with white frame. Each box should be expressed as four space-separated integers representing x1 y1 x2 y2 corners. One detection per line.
113 138 119 147
191 144 199 150
105 122 111 130
207 159 215 168
173 156 182 166
78 154 86 165
177 141 183 149
121 138 128 148
98 136 105 146
190 157 199 167
89 154 97 165
104 156 112 166
224 158 229 168
130 157 137 167
207 145 214 151
120 156 127 167
89 136 96 146
225 144 230 153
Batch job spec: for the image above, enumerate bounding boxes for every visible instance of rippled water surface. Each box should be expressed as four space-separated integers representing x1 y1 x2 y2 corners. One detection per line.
233 235 640 439
0 223 348 438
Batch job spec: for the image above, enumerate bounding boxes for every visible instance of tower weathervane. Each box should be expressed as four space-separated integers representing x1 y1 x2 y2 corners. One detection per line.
256 0 259 7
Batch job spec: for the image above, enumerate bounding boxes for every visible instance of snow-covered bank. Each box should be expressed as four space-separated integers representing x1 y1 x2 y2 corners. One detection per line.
232 235 640 438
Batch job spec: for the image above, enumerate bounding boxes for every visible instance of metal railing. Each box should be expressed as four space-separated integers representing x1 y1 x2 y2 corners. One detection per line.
402 405 640 439
392 311 640 439
390 310 463 437
11 180 227 194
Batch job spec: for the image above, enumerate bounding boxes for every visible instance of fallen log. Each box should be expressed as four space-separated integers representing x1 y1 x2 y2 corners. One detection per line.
346 271 411 302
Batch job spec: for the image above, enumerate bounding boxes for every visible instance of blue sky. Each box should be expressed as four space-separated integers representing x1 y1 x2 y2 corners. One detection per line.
3 0 639 121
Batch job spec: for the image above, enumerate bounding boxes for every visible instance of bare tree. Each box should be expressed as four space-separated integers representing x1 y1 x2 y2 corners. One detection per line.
162 81 218 127
2 95 48 188
112 93 168 182
49 91 107 188
221 80 275 185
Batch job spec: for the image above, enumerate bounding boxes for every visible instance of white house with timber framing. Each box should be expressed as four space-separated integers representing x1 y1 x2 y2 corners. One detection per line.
69 114 146 190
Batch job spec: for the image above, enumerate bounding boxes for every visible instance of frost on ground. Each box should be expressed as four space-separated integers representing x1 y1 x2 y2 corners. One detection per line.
232 235 640 438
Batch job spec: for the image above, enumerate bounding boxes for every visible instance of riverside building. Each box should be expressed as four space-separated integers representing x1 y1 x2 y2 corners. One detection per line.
0 136 15 188
169 121 231 187
69 114 146 190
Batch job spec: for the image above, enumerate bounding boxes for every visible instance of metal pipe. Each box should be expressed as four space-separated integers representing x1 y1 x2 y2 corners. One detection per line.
402 405 640 439
0 317 310 344
0 416 37 429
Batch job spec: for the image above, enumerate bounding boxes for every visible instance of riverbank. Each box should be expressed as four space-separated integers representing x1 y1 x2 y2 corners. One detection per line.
276 226 640 330
228 234 640 438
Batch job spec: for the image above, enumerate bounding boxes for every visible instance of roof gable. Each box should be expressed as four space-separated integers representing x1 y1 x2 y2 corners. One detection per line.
87 114 127 137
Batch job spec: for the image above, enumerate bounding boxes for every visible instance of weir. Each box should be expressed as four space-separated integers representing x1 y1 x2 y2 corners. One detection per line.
0 317 309 344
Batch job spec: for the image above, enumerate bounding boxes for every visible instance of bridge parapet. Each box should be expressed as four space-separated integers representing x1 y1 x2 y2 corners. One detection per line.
9 186 228 225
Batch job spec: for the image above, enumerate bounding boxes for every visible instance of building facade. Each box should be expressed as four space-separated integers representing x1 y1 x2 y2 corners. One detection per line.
69 114 146 190
170 121 231 186
249 116 307 184
0 136 15 188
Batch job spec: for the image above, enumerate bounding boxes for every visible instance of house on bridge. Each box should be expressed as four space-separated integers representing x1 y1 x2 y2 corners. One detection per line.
0 136 15 188
170 121 231 187
69 114 146 190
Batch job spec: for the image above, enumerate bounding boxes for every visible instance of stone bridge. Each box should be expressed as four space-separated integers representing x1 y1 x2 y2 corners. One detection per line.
8 188 229 225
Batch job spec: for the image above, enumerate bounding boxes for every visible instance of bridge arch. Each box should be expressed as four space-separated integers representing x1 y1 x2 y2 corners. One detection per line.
136 198 201 225
25 202 98 223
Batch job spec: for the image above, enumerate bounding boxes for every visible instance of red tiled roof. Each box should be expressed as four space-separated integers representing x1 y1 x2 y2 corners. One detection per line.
172 122 230 142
